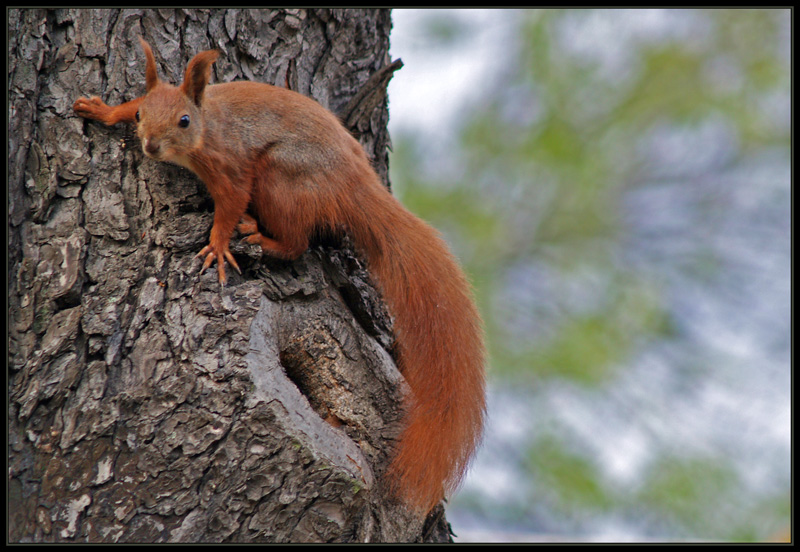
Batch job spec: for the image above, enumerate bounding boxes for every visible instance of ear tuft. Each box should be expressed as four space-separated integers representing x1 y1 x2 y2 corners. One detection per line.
139 37 160 92
182 49 219 106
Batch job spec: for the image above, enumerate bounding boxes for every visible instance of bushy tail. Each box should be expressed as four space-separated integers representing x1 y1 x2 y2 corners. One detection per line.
348 188 486 513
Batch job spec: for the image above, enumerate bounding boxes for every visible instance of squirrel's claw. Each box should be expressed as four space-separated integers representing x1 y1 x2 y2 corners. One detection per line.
196 242 240 286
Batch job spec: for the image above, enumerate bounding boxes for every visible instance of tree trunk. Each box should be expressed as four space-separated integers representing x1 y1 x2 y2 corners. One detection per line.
8 8 451 543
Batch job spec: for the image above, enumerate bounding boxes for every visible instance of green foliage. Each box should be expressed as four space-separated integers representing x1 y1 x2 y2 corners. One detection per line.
393 8 788 385
526 436 613 512
390 8 789 541
635 455 789 542
638 456 738 537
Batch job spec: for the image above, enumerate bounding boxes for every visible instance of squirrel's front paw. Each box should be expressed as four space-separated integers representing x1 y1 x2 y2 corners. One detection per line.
73 96 112 123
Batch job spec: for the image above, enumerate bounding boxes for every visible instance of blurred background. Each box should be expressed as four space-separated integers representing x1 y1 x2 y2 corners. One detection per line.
387 9 791 543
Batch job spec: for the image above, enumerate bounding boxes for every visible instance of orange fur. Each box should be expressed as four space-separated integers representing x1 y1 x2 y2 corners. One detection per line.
73 39 486 514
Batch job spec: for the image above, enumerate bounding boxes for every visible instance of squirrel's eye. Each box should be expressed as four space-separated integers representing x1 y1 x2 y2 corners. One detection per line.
135 110 140 122
179 115 190 128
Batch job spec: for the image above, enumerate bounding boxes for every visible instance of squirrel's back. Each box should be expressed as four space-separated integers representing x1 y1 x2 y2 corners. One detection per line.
201 81 358 168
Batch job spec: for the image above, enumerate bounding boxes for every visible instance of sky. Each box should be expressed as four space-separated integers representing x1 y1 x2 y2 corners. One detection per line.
388 9 517 141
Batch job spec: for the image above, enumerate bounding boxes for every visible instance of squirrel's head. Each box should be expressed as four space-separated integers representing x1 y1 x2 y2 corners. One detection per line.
135 38 219 169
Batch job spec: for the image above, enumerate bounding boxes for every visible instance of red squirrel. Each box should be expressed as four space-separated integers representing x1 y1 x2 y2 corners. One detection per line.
73 38 486 514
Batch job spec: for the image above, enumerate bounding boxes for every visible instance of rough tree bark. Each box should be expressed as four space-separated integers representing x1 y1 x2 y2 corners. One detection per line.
8 8 453 543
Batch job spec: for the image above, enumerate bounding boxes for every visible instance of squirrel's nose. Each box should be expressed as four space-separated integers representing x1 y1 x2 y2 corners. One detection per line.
143 138 160 156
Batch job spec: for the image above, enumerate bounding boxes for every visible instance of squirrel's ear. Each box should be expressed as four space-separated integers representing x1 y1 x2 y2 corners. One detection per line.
182 49 219 106
139 37 160 93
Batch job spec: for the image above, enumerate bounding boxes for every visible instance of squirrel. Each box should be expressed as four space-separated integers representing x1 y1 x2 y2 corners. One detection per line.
73 38 486 514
